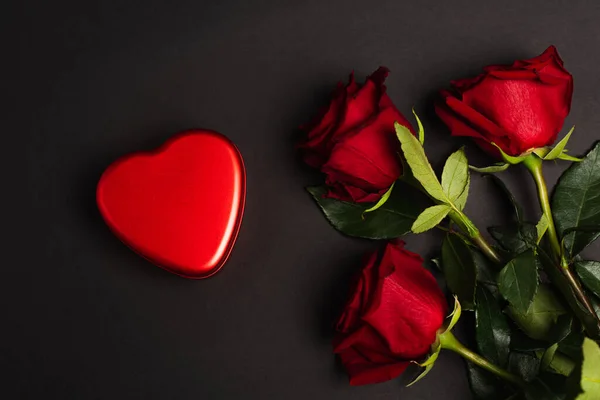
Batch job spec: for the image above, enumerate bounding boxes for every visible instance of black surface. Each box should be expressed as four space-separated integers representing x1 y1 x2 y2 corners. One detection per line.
5 0 600 398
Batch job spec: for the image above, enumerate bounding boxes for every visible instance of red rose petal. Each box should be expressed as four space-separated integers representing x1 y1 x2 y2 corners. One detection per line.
337 345 409 386
361 244 447 358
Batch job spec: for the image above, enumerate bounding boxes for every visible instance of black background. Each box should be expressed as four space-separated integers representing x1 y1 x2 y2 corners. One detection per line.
5 0 600 399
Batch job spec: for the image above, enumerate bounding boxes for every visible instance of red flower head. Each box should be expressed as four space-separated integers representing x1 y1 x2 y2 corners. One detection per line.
299 67 415 203
435 46 573 158
333 241 448 385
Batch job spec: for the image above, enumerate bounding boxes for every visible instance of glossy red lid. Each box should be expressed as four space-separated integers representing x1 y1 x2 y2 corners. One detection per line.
97 130 245 279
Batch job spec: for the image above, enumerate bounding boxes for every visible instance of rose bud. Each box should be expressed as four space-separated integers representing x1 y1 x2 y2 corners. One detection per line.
333 241 448 385
299 67 415 203
435 46 573 157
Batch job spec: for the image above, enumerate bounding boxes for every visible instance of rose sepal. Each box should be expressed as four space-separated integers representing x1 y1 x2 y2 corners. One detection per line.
536 126 578 161
412 107 425 144
469 163 510 174
363 182 395 215
530 126 582 162
407 298 461 386
491 143 530 165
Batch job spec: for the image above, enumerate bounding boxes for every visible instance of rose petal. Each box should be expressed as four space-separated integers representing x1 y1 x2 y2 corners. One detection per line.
438 46 573 157
335 67 388 135
362 243 447 359
436 92 515 155
321 107 403 202
336 251 381 333
461 75 566 154
336 345 409 386
299 83 348 167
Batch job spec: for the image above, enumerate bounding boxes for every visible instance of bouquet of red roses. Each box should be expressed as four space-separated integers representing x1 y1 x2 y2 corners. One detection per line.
298 46 600 399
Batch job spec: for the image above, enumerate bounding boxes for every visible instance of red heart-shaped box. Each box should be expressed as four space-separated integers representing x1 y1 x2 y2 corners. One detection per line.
97 130 245 279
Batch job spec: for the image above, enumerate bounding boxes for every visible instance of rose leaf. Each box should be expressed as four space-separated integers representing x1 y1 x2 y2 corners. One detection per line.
411 204 452 234
395 122 449 204
475 285 510 367
506 285 565 341
575 260 600 298
441 147 469 205
498 250 539 314
575 338 600 399
536 213 549 244
441 233 477 310
306 182 429 240
552 141 600 257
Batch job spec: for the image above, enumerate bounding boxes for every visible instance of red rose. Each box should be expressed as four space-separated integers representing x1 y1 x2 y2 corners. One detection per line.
333 241 447 386
435 46 573 157
299 67 415 203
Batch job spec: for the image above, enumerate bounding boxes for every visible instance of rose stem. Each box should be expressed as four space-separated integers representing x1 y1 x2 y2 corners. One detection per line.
438 330 524 387
434 225 473 245
470 231 502 264
447 210 503 264
522 155 600 331
405 174 503 263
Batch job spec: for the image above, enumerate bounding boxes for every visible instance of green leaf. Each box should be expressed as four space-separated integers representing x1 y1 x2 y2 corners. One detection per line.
508 351 540 382
558 331 584 361
575 261 600 297
576 338 600 399
307 183 430 239
412 108 425 144
540 343 559 372
545 126 575 160
395 122 449 203
454 173 470 211
547 314 573 344
525 376 567 400
507 285 566 341
562 225 600 237
469 163 510 173
510 327 547 352
489 223 537 255
473 250 500 296
562 226 600 259
540 343 576 377
552 142 600 257
363 182 395 214
538 249 600 339
475 286 510 366
441 147 469 202
467 363 510 400
537 214 550 244
498 250 539 314
511 313 572 353
441 234 477 310
411 204 452 233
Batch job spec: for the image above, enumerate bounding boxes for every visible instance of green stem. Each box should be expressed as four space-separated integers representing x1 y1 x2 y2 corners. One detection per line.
439 331 524 387
523 155 600 333
435 225 474 246
471 231 503 264
448 210 503 265
522 156 561 257
405 172 503 264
